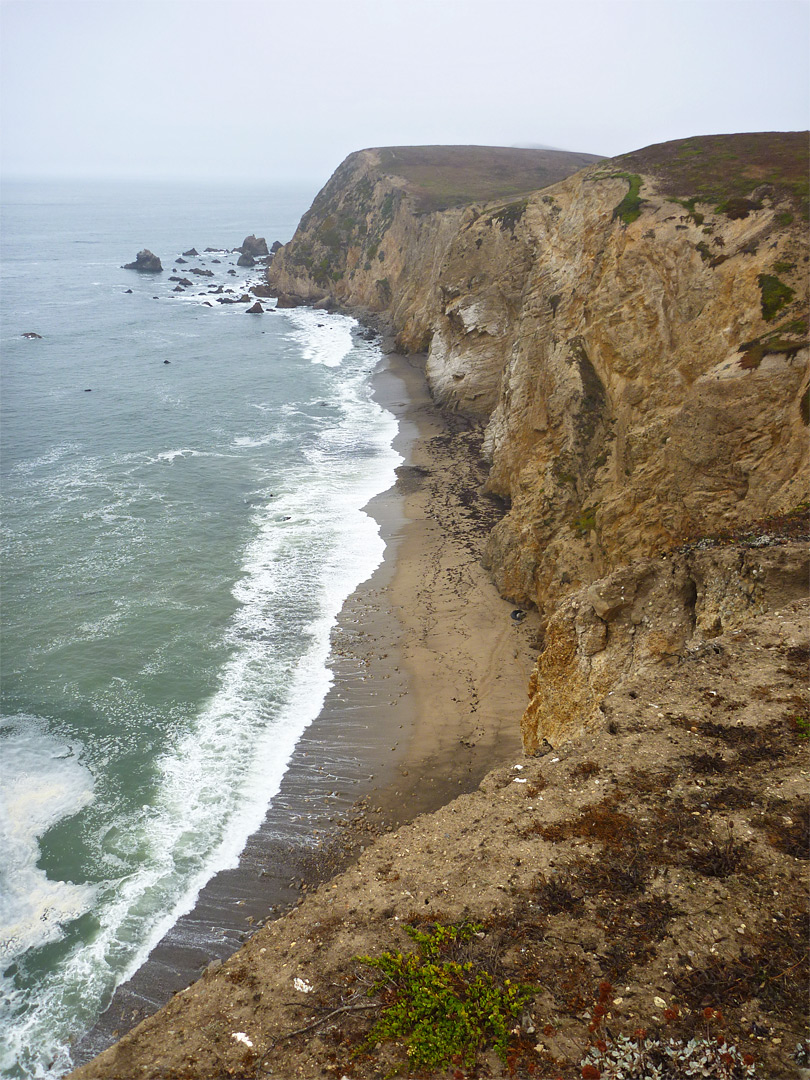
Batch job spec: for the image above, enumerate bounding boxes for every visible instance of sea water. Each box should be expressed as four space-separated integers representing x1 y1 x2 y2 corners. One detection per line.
0 179 400 1077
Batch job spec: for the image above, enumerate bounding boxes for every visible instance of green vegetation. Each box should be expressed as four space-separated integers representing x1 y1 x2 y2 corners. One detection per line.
613 132 809 220
714 196 762 219
737 316 807 370
487 197 529 231
356 923 535 1072
610 172 643 224
592 170 644 224
673 196 705 225
757 274 795 321
572 506 598 535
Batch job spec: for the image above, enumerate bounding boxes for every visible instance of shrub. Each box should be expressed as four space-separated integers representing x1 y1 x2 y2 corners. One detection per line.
610 173 643 224
757 274 795 321
356 923 535 1071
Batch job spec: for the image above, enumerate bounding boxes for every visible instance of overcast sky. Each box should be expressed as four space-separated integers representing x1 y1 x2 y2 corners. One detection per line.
1 0 807 185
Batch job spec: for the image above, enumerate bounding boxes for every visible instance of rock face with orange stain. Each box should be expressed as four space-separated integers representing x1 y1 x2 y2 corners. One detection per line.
269 134 809 750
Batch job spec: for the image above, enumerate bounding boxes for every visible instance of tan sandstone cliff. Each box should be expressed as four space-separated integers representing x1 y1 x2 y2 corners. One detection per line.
67 135 809 1080
269 134 809 753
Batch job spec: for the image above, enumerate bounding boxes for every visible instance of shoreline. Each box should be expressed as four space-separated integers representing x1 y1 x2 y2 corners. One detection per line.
72 346 538 1069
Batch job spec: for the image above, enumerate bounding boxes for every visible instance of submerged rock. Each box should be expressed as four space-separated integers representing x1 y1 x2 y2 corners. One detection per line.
22 331 42 339
123 249 163 272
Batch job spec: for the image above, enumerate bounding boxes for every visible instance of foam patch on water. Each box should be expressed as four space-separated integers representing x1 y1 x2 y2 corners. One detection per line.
0 717 96 964
281 308 355 367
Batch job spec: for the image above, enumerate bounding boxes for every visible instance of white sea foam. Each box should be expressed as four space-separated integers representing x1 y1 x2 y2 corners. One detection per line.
0 717 97 964
281 308 355 367
9 444 80 476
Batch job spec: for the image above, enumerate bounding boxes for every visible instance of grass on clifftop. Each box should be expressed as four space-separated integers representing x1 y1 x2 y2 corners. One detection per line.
374 145 604 212
614 131 809 217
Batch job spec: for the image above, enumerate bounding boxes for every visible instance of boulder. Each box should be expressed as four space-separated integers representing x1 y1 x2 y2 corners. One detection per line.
182 248 199 257
246 302 264 314
237 252 255 267
270 240 283 254
123 249 163 272
240 234 269 257
175 257 187 264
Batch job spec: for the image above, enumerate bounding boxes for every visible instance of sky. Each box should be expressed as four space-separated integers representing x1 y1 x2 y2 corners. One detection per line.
1 0 808 185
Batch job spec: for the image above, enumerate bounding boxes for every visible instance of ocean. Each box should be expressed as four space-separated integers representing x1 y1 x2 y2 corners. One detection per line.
0 178 400 1077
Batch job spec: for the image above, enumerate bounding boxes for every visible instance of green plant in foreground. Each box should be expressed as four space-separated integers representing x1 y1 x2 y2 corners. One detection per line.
356 923 535 1071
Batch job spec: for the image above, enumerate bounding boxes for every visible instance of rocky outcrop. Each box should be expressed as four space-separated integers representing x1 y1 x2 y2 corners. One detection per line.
522 535 809 750
268 134 809 640
236 252 255 267
123 249 162 272
240 234 269 257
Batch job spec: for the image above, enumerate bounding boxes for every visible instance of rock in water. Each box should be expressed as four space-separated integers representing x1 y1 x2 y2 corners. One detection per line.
246 302 264 314
182 248 199 257
240 235 269 257
123 249 163 272
237 252 255 267
22 331 43 339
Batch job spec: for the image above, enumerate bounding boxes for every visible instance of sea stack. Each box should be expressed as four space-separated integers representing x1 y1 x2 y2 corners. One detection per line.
239 234 269 257
123 249 163 272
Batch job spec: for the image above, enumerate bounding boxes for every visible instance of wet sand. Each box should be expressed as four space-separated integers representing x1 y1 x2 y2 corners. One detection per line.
72 349 538 1067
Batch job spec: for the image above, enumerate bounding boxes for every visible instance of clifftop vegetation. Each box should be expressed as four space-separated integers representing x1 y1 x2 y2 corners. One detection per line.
616 131 809 220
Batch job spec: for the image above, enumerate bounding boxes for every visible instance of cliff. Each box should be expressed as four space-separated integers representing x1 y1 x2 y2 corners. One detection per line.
68 137 809 1080
270 133 809 752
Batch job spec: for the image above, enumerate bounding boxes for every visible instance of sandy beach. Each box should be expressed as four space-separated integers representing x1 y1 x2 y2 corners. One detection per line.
71 347 539 1066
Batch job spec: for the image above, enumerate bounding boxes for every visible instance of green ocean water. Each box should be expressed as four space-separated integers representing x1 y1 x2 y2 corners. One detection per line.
0 179 400 1077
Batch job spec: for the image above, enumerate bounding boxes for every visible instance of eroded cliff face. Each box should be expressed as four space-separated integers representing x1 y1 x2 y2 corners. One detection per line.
522 537 809 751
269 136 809 750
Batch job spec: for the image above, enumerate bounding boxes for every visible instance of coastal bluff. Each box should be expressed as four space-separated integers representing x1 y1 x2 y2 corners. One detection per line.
269 135 809 751
69 137 809 1079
